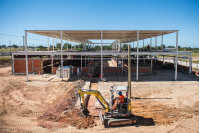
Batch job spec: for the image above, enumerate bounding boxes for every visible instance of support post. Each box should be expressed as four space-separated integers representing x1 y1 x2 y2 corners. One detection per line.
133 41 134 50
150 38 152 51
175 31 178 80
161 35 163 52
122 55 123 74
101 31 103 81
81 55 82 72
48 37 49 51
174 55 175 69
155 37 157 51
61 31 63 81
143 39 144 51
23 36 24 51
25 31 28 81
85 55 86 67
189 53 192 73
136 31 139 81
128 45 131 99
53 38 54 51
12 53 14 75
151 55 152 73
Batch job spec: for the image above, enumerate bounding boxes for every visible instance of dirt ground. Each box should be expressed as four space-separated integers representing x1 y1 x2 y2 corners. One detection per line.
0 66 199 133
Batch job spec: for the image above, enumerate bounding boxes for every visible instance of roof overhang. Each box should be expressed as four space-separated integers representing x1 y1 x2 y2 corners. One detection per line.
25 30 178 43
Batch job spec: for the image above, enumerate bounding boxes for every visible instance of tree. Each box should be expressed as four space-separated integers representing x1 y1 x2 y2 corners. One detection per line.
12 44 18 48
56 43 61 48
122 44 128 49
38 45 44 49
2 45 6 48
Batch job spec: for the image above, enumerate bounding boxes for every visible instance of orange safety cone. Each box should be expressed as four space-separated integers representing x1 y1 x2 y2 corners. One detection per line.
39 71 41 75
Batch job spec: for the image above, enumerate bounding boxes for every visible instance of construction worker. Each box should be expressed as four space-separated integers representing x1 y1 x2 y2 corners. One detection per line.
112 91 125 110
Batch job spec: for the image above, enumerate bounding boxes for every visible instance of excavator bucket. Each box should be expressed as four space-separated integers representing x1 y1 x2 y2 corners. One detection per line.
79 107 90 118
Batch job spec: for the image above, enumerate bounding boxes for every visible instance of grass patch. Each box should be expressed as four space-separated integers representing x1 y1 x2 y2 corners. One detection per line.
0 57 11 60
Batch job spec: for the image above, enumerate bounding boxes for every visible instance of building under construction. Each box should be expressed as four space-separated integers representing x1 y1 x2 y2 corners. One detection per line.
12 30 192 81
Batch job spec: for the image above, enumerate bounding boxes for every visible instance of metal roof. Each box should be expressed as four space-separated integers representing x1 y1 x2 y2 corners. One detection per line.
26 30 178 43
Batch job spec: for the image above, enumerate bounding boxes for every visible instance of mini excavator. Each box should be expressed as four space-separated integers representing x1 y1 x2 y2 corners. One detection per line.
78 86 137 127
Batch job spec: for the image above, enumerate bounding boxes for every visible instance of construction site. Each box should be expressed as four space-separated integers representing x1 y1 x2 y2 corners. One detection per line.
0 30 199 132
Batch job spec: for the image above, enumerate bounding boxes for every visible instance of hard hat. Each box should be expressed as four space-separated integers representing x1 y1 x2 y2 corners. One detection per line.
118 91 122 95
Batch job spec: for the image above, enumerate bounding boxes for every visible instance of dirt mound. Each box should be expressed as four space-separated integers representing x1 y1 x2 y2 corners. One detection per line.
132 102 199 126
37 80 97 129
0 59 11 68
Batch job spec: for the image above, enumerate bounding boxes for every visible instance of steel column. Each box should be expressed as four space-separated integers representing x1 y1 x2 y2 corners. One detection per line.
136 31 139 81
151 55 152 73
133 41 134 50
61 31 63 81
175 31 178 80
48 37 49 51
189 53 192 73
128 45 131 98
12 53 14 74
53 38 54 51
150 38 152 51
155 37 157 51
25 31 28 81
81 55 82 72
161 35 163 52
101 31 103 81
143 39 144 51
122 55 123 74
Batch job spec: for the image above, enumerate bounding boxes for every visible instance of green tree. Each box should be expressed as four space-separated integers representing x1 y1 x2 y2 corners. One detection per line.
38 45 44 49
56 43 61 48
122 44 128 49
12 44 18 48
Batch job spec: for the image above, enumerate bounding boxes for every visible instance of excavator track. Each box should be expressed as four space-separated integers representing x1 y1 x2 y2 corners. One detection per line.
107 117 138 127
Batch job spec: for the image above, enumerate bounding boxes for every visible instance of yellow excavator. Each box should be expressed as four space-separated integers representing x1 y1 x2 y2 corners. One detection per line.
78 86 137 127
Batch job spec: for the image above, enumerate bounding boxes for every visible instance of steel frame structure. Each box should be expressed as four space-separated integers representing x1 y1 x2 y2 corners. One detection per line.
12 30 192 81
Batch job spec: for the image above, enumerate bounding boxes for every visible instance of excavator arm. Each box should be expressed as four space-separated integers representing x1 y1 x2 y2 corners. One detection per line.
78 89 110 117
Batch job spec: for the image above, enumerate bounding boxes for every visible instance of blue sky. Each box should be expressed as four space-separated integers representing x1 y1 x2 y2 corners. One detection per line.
0 0 199 48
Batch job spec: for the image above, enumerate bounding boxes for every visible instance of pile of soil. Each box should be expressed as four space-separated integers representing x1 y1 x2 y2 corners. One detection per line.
37 80 97 129
0 59 11 68
132 102 199 126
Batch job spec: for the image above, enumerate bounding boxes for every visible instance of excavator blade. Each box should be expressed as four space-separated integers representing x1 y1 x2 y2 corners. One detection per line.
79 107 90 118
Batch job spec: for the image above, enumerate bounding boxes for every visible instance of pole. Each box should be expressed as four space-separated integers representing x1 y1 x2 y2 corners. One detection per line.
136 31 139 81
48 37 49 51
143 39 144 51
61 31 63 81
25 31 28 81
23 36 24 51
10 41 11 54
81 54 82 72
53 38 54 51
161 35 163 52
175 31 178 80
128 45 131 99
101 31 103 81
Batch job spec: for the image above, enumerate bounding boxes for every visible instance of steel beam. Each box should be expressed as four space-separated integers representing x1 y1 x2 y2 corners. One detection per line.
189 53 192 73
